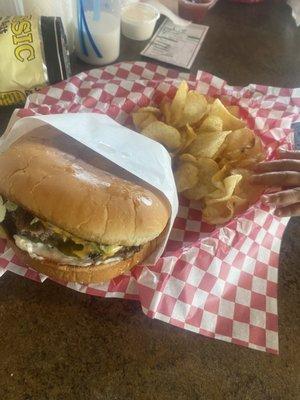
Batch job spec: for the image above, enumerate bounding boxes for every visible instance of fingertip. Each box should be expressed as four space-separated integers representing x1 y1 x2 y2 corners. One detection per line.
277 149 300 160
277 148 286 158
275 208 291 217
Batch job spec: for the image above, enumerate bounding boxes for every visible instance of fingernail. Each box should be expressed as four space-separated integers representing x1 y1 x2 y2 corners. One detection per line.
275 209 289 217
277 148 286 156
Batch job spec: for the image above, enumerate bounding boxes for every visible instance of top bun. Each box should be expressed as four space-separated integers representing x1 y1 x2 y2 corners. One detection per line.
0 127 170 246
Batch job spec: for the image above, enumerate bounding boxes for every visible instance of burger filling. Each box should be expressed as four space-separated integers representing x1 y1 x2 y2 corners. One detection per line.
0 197 140 266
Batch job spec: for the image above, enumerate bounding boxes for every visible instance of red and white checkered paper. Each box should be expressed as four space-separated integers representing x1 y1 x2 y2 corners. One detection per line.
1 62 300 353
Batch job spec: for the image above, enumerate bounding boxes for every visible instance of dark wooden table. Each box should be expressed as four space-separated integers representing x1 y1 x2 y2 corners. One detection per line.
0 1 299 399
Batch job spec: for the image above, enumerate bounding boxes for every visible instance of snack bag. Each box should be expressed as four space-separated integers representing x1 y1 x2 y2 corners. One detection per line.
0 16 70 106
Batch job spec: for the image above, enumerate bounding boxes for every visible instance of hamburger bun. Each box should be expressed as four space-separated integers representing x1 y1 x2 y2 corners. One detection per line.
0 130 170 246
0 129 170 283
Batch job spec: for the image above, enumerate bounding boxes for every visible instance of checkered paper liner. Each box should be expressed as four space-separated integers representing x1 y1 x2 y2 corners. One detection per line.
1 62 300 353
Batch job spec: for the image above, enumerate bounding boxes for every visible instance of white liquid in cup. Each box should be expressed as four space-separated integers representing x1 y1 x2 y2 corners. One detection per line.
76 11 120 66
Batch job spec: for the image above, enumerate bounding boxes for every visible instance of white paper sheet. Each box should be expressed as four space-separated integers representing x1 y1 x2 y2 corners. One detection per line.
0 112 178 263
288 0 300 26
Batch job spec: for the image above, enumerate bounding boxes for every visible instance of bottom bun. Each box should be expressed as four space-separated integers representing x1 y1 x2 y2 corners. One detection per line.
7 234 164 284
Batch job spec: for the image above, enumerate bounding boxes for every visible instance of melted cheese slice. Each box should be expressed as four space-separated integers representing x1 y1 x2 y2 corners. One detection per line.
14 235 124 267
42 221 123 259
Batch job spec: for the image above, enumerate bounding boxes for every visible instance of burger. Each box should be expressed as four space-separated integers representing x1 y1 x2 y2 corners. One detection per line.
0 130 170 284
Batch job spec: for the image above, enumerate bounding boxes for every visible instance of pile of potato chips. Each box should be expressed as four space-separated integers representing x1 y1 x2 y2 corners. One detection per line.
132 81 265 225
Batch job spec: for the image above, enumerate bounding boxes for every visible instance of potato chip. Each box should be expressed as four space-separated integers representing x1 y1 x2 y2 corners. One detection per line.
132 109 158 130
132 112 149 129
230 196 250 216
243 135 265 160
187 130 231 159
139 113 158 130
206 174 242 204
226 105 240 118
180 91 207 127
237 157 262 169
222 128 255 160
132 81 265 226
217 157 231 169
202 174 242 224
231 168 265 205
160 99 172 125
137 106 160 115
210 99 246 130
142 121 181 151
183 158 219 200
177 124 197 154
170 81 189 126
219 128 265 170
133 106 160 130
202 201 234 225
211 165 228 191
179 153 198 164
199 115 223 133
205 95 215 104
175 162 199 192
190 113 209 131
229 176 264 217
219 157 258 171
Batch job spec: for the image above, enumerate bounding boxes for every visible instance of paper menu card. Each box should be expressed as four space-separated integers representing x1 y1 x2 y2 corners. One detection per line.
141 19 209 69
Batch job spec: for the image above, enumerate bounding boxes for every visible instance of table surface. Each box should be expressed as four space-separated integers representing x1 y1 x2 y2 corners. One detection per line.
1 1 300 399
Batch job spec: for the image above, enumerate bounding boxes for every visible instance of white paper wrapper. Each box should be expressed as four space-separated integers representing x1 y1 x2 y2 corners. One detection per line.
0 112 178 264
288 0 300 26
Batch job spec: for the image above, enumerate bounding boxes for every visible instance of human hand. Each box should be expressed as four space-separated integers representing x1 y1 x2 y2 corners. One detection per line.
251 149 300 217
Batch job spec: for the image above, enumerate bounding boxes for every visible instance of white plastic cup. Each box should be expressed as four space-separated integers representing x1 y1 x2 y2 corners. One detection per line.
0 0 24 14
75 0 121 66
121 3 160 41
